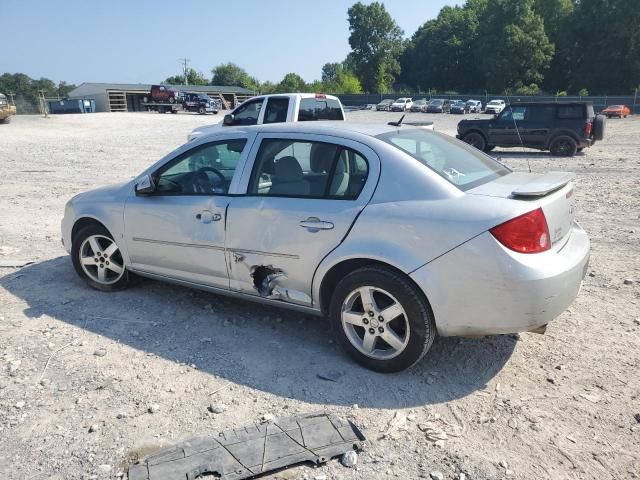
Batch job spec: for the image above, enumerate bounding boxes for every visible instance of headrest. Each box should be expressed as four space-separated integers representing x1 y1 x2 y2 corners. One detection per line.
274 156 303 182
310 143 339 172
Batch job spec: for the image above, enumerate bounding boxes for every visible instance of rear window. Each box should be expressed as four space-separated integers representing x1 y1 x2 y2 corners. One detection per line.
298 98 344 121
377 129 510 191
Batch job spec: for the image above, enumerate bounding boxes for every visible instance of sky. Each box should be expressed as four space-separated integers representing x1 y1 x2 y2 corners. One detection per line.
2 0 461 85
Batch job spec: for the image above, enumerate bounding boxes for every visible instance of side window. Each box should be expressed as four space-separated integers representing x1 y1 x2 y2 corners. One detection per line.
232 99 264 125
557 105 583 119
298 98 344 121
500 106 526 122
527 105 554 121
155 139 247 195
248 139 368 199
263 97 290 124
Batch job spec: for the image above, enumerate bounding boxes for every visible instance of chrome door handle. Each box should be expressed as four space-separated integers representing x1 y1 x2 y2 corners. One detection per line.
299 217 334 231
196 211 222 223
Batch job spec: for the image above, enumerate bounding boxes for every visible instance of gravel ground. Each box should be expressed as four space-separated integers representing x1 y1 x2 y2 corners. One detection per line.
0 110 638 480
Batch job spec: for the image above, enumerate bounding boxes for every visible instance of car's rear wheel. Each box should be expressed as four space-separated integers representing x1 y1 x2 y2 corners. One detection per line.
71 225 131 292
329 266 436 373
549 135 578 157
462 132 486 151
198 106 205 114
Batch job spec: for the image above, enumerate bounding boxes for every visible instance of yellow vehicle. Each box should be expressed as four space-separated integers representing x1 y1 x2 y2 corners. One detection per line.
0 93 17 124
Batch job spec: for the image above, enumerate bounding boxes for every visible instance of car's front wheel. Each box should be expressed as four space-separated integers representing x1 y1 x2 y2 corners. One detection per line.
329 266 436 373
71 224 131 292
462 131 486 151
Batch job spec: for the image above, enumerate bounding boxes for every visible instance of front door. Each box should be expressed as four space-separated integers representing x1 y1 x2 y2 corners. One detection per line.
124 138 249 287
489 105 526 146
226 134 379 306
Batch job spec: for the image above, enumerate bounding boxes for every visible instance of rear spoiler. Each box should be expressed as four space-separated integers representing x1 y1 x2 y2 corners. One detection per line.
512 171 575 197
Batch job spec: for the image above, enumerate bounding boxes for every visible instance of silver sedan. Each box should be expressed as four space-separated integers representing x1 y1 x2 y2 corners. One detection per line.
61 122 590 372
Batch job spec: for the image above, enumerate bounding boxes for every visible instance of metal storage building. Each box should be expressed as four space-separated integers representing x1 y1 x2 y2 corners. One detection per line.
67 82 255 112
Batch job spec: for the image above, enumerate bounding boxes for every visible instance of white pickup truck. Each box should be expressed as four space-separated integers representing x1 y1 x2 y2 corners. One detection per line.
188 93 345 141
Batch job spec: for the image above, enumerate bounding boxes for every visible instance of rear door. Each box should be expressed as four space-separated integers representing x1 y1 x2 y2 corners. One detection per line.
225 133 379 306
522 104 554 146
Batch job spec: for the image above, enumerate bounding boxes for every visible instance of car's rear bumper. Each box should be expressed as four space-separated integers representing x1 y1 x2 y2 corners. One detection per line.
411 222 590 336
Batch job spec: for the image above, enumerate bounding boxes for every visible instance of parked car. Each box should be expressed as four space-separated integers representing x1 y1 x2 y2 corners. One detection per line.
410 99 428 113
0 93 16 124
485 99 506 114
182 93 219 115
391 98 413 112
466 99 482 113
601 105 631 118
450 101 468 114
376 99 394 111
426 99 451 113
62 121 589 372
188 93 344 140
143 85 181 104
457 101 605 156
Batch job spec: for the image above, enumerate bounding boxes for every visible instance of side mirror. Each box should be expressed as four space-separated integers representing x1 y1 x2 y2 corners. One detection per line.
135 174 156 195
223 113 235 126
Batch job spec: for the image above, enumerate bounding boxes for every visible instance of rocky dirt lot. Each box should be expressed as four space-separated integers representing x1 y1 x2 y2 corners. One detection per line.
0 110 638 480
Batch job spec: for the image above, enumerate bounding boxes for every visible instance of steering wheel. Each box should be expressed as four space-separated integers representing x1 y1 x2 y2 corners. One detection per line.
193 167 226 193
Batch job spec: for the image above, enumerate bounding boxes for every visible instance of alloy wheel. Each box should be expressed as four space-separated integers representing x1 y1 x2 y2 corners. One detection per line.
78 235 125 285
341 286 410 360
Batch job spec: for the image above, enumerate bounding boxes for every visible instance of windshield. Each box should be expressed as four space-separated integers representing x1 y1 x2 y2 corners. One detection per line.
380 99 393 104
488 101 501 106
453 102 464 106
376 129 510 191
414 100 426 105
429 99 443 106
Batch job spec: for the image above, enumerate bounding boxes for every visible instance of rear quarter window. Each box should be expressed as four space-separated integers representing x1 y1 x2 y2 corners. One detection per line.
557 105 585 119
298 98 344 121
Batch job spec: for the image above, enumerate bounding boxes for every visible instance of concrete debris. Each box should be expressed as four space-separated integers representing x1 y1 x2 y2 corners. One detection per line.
208 403 228 414
623 278 634 285
341 450 358 468
148 404 160 414
93 348 107 357
88 424 99 433
430 471 444 480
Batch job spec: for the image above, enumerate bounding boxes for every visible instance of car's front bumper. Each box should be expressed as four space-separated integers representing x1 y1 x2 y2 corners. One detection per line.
411 222 590 336
427 108 443 113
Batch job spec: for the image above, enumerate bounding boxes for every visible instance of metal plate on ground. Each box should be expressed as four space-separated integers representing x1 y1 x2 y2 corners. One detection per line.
128 412 366 480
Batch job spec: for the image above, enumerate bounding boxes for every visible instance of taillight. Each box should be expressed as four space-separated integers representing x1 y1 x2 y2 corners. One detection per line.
584 121 592 137
490 208 551 254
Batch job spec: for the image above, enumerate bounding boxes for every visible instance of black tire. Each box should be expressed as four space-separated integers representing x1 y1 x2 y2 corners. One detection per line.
329 265 437 373
462 131 486 151
592 114 606 140
71 224 131 292
577 147 585 152
549 135 578 157
198 106 205 114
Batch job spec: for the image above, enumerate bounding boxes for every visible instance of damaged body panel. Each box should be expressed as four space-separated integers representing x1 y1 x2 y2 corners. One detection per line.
128 413 365 480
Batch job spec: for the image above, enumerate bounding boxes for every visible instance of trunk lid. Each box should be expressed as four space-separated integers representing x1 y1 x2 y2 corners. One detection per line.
468 171 576 247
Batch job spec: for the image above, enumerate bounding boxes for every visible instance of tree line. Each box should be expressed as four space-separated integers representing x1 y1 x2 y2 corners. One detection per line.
166 0 640 96
0 73 76 113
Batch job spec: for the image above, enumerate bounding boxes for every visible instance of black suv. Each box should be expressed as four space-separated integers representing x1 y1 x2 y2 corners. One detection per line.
457 102 605 156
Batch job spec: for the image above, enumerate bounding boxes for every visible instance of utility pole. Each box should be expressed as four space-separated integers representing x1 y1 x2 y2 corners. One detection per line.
178 58 191 85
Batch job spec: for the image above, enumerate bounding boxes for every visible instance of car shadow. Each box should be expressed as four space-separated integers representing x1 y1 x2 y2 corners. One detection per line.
1 257 516 409
490 150 587 161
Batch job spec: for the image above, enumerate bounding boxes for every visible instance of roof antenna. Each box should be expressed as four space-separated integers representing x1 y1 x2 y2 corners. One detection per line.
504 89 532 173
387 114 405 127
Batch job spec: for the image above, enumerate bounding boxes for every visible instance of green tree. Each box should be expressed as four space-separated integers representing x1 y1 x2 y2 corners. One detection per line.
211 63 258 90
476 0 554 92
275 73 308 93
321 62 344 84
346 2 404 92
164 68 208 86
400 2 485 92
0 72 62 113
533 0 574 92
564 0 640 93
